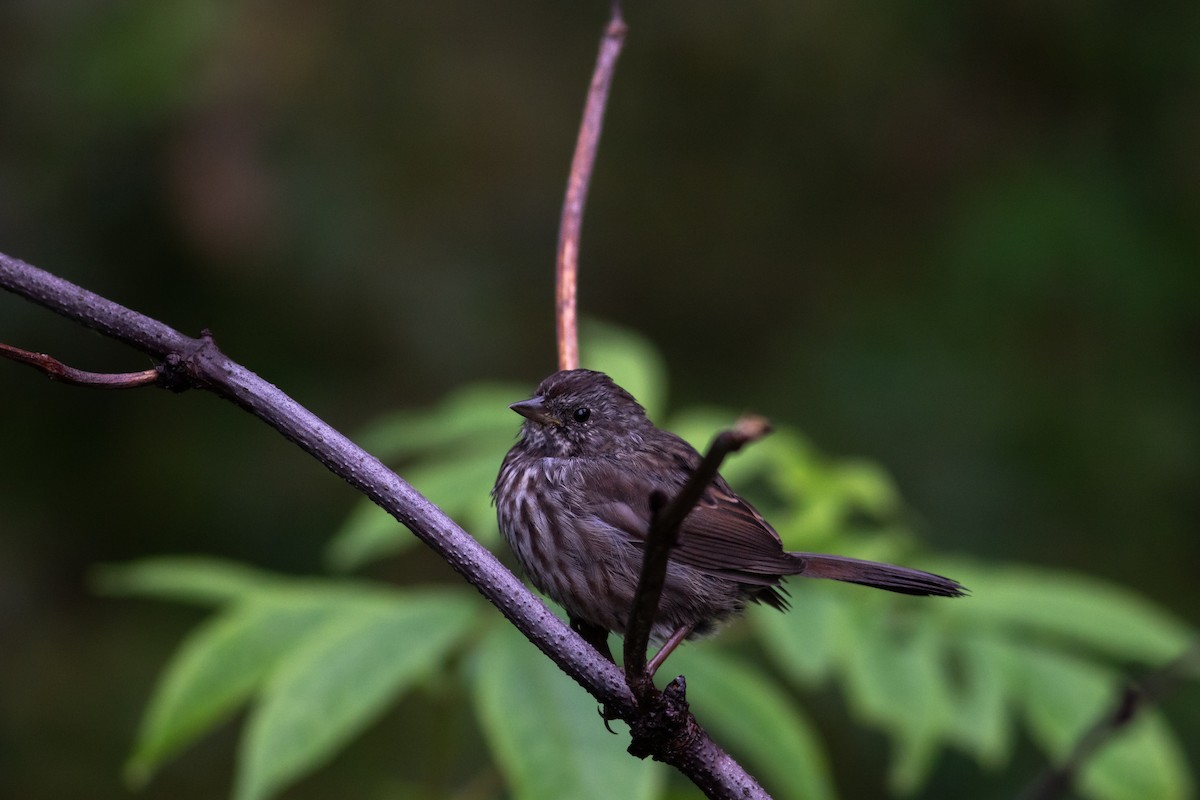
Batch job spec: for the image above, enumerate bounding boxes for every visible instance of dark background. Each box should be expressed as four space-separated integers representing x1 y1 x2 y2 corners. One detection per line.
2 2 1197 798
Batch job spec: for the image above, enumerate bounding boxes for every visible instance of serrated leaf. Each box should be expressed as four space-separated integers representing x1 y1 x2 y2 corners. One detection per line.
670 649 835 800
580 320 668 419
126 592 334 785
943 564 1192 664
471 625 663 800
1011 645 1193 800
94 557 278 606
235 592 477 800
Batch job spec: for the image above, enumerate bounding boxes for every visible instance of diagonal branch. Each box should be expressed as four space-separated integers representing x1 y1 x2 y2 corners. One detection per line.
0 249 770 800
0 249 624 698
556 1 627 372
1019 638 1200 800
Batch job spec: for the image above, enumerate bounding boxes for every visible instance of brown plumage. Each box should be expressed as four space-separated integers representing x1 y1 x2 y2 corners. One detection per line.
492 369 964 664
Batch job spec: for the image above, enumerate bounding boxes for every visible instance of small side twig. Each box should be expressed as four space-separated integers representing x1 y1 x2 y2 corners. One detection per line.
1020 637 1200 800
556 1 627 372
0 343 159 389
623 415 773 683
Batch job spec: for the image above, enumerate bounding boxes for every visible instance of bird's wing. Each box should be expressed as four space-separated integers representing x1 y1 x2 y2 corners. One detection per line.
584 458 792 586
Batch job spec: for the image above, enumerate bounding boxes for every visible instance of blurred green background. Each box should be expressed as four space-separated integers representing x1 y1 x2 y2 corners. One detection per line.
1 2 1197 798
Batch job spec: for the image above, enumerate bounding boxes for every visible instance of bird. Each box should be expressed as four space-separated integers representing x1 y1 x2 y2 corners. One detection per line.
492 368 964 673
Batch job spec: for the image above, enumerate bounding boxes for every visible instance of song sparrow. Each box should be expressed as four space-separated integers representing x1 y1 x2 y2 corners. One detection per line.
493 369 964 669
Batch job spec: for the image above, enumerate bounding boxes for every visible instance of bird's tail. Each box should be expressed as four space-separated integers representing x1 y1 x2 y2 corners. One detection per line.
789 552 965 597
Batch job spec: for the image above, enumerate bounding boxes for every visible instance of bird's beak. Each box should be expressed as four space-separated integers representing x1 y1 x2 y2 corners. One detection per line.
509 396 556 425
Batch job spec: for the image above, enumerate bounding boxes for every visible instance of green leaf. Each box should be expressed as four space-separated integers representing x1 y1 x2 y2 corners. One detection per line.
664 412 802 529
750 583 843 684
332 381 517 574
661 413 906 548
402 448 504 543
942 563 1193 663
327 447 504 572
838 603 956 794
325 498 417 573
1011 645 1193 800
945 630 1013 768
670 649 835 800
358 383 524 459
471 625 663 800
94 557 279 606
235 591 477 800
580 320 668 419
822 458 903 521
1083 708 1192 800
126 592 334 786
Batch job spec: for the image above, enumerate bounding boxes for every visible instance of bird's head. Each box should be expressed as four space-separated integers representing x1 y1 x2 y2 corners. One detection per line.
509 369 650 457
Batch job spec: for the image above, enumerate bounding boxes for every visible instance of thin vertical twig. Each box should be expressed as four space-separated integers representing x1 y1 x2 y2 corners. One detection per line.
623 416 772 683
556 2 627 372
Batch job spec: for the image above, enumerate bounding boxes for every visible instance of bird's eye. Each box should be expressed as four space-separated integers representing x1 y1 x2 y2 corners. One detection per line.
572 407 591 423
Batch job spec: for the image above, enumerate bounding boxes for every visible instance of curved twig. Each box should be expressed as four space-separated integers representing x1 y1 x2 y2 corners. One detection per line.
0 343 160 388
556 2 627 372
